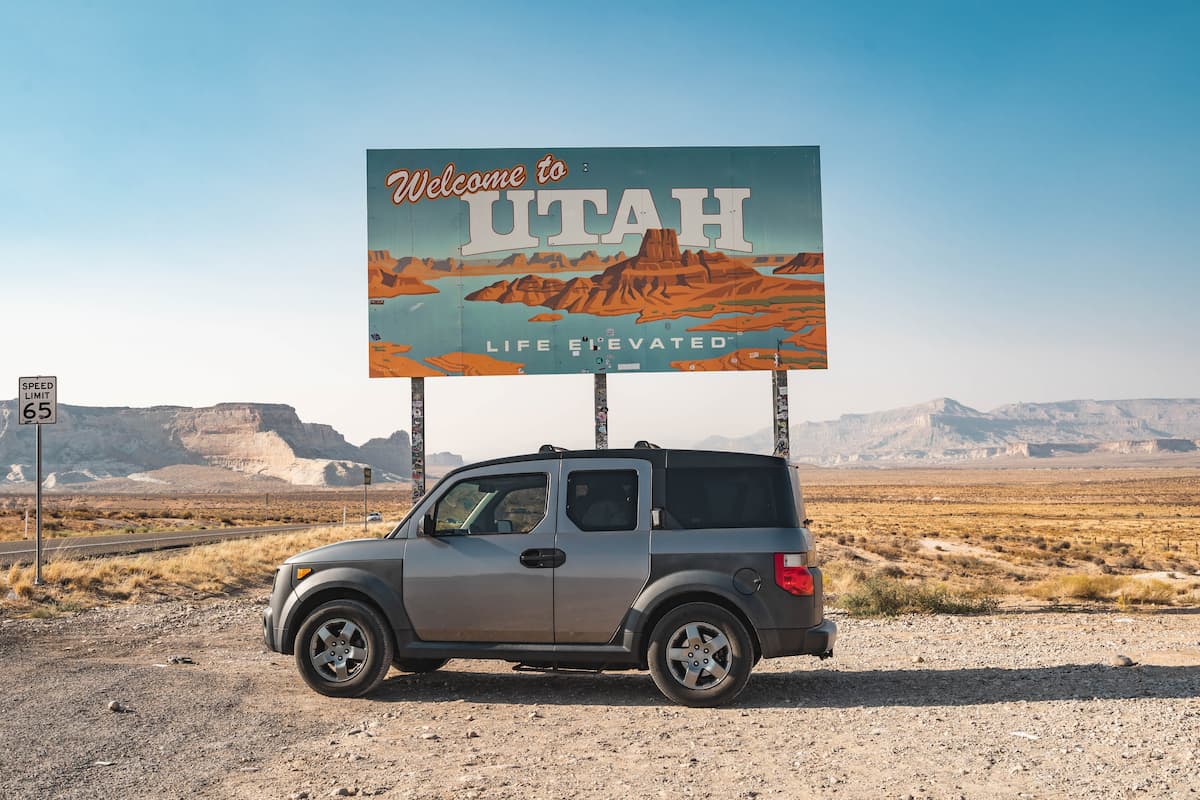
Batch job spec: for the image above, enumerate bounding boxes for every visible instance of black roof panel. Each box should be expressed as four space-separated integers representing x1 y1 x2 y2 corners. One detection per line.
443 448 786 479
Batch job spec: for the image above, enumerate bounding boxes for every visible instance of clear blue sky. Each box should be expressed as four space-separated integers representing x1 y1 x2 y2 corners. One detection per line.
2 1 1197 459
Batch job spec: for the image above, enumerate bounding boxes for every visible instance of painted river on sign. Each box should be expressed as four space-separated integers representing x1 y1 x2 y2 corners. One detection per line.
368 269 825 375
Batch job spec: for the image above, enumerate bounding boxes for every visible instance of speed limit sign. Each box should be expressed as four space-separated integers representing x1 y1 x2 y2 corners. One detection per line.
18 376 57 425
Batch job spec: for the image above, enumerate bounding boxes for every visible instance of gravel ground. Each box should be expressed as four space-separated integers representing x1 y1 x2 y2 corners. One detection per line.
1 598 1197 800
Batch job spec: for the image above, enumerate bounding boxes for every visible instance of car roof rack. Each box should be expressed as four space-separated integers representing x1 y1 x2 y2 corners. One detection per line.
538 444 567 453
633 440 661 449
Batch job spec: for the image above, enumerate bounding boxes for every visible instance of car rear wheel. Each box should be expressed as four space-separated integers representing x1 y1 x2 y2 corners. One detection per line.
392 657 449 673
647 602 754 707
295 599 393 698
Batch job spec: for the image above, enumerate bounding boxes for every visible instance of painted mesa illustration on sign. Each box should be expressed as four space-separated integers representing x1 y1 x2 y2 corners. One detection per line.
366 147 826 377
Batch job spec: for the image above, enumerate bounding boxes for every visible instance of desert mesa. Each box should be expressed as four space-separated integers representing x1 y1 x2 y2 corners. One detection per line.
368 228 827 374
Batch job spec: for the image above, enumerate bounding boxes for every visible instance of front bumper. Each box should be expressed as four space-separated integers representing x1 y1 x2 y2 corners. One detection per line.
757 617 837 659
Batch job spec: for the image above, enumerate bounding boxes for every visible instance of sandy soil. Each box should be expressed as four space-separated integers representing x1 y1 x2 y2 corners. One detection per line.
1 597 1197 800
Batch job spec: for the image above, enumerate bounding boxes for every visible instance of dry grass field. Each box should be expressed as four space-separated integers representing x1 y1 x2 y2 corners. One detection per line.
800 467 1200 609
1 525 375 616
0 487 414 540
2 467 1198 616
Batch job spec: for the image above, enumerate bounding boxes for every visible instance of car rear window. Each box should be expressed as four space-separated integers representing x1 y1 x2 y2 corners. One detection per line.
664 467 797 530
566 470 638 532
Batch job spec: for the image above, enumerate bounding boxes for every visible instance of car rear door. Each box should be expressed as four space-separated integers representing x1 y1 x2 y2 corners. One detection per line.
552 457 652 644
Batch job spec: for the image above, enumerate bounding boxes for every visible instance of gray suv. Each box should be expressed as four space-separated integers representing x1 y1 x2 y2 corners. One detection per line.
263 447 835 707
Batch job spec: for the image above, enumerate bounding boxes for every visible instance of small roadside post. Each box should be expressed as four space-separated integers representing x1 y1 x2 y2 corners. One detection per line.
18 376 57 585
363 466 372 531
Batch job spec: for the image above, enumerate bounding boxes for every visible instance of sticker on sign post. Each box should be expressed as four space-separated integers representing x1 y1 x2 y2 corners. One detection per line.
18 376 57 425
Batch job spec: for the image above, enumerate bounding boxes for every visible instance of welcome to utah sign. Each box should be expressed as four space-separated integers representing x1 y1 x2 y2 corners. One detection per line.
366 146 826 377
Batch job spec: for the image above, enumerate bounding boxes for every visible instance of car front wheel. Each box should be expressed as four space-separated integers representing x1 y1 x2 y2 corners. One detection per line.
647 602 754 707
295 599 393 698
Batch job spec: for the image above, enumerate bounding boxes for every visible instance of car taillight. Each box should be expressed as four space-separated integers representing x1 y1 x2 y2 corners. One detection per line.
775 553 814 596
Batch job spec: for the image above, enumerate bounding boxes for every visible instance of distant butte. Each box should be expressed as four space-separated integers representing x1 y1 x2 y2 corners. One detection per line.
671 347 828 372
368 344 526 377
368 248 602 282
773 252 824 274
785 324 828 353
366 244 803 286
367 265 438 298
464 229 827 328
425 352 525 376
369 342 443 377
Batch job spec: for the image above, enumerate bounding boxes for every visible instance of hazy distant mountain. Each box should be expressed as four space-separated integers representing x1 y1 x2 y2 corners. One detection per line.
0 401 446 489
698 398 1200 465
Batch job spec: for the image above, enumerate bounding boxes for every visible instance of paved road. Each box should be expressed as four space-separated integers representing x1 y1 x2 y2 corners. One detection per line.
0 523 325 566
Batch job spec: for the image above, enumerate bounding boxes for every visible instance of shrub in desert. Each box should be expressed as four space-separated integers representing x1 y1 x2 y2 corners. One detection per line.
1026 573 1179 607
838 575 998 617
3 563 35 599
867 543 904 561
1116 579 1175 608
1029 574 1124 602
817 561 861 595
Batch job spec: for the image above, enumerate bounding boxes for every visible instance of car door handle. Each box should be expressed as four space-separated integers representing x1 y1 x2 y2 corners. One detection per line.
519 548 566 569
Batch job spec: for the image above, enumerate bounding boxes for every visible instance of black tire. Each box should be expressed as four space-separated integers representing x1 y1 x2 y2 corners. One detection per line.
294 599 394 698
647 602 754 708
392 657 449 674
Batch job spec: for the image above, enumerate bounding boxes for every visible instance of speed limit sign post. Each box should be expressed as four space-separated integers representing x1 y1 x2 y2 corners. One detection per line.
18 376 57 586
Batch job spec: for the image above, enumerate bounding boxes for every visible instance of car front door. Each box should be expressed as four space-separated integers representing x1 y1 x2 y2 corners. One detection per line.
553 458 653 644
403 461 559 643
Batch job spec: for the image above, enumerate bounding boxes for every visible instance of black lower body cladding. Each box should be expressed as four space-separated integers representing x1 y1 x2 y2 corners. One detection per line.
757 618 837 659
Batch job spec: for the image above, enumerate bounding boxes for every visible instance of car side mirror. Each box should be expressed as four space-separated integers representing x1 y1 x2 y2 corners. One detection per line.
423 512 436 537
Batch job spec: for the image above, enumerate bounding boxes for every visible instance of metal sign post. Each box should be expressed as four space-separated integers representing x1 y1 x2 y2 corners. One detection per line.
18 375 58 586
594 373 608 449
772 368 790 460
363 467 372 531
36 425 42 583
411 377 426 504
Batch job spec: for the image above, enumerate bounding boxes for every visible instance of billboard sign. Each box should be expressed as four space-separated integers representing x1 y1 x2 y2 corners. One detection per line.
366 147 825 377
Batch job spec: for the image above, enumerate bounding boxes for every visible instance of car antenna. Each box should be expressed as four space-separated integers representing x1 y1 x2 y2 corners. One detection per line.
633 440 661 449
538 444 567 453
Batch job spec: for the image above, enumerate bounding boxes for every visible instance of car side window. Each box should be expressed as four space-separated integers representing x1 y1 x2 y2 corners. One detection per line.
433 473 548 535
663 466 795 529
566 470 638 532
